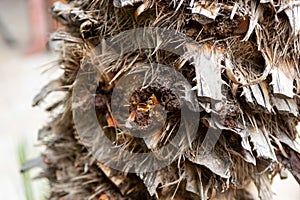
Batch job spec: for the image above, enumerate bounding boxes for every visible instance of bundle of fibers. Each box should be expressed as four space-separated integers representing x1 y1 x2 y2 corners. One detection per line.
27 0 300 199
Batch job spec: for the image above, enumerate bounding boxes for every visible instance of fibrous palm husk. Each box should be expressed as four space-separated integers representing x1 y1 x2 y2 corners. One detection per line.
25 0 300 199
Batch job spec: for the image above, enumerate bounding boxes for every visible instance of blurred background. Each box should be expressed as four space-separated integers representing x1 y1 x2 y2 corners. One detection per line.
0 0 299 199
0 0 60 199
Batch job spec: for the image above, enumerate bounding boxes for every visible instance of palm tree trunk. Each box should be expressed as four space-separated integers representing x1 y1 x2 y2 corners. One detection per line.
27 0 300 199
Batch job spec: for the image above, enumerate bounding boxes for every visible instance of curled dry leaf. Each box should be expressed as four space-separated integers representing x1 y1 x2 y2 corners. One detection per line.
191 1 221 24
32 79 64 106
182 43 224 101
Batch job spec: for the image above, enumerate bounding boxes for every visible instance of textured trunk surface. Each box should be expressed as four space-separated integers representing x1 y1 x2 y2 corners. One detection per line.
25 0 300 200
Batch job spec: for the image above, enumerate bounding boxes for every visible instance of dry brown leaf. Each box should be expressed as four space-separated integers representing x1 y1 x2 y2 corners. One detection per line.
114 0 144 8
279 0 300 36
191 2 221 24
97 162 135 196
32 79 64 106
135 0 151 19
184 161 207 199
186 144 231 179
270 59 296 98
276 129 300 154
183 43 224 101
249 127 277 162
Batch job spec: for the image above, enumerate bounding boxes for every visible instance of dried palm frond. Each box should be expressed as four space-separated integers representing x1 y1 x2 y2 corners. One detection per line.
23 0 300 199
